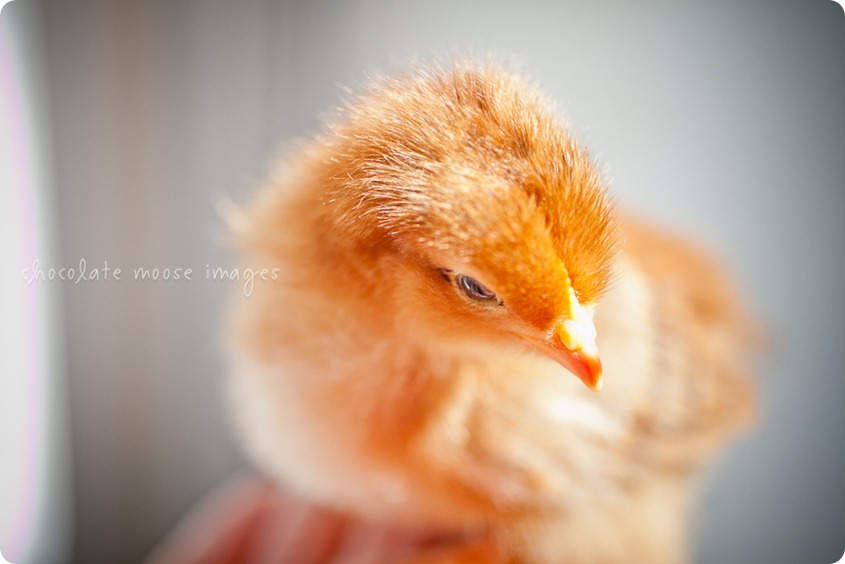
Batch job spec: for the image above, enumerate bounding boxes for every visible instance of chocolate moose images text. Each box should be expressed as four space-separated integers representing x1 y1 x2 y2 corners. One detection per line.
21 259 280 297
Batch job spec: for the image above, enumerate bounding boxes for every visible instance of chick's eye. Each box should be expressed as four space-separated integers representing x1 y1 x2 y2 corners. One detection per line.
456 273 499 304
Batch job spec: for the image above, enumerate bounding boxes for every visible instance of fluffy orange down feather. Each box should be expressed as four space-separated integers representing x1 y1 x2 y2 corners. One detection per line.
226 60 755 563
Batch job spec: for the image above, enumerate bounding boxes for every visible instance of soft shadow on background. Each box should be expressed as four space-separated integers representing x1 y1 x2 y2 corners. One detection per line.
1 1 843 563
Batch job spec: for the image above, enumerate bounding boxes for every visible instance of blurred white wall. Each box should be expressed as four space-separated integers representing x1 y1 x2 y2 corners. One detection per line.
4 0 844 563
1 2 72 564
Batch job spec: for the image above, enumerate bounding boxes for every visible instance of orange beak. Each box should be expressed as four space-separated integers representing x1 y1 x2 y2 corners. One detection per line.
538 331 603 392
524 275 604 391
524 304 603 392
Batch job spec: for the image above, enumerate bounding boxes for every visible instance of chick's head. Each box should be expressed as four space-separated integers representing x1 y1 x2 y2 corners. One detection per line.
320 63 618 390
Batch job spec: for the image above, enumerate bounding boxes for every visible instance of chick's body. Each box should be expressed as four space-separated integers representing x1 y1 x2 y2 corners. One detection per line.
228 62 754 563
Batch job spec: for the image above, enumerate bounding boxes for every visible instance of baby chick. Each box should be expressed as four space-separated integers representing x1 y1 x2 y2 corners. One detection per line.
227 60 755 563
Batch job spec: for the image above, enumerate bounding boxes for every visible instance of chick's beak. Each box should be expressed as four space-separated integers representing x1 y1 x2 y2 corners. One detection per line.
526 299 603 392
542 327 603 392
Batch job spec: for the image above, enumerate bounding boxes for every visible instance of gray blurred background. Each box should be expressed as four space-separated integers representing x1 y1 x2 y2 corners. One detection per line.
3 0 844 563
